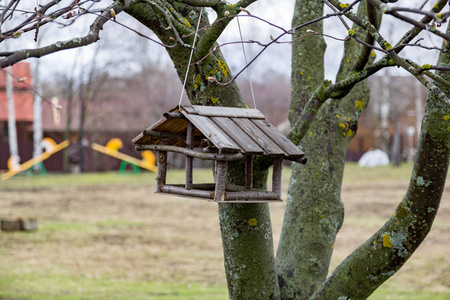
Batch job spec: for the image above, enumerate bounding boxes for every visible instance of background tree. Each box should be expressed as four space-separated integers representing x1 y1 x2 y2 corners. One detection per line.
0 0 449 299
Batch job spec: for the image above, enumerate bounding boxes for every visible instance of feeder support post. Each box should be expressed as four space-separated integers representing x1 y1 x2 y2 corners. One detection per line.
156 139 168 192
245 155 253 189
272 156 283 198
185 121 194 190
214 150 228 201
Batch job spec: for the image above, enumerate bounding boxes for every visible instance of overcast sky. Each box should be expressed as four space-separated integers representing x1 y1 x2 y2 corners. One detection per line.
4 0 444 83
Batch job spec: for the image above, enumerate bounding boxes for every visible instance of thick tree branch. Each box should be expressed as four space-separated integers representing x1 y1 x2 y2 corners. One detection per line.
195 0 257 58
287 56 395 145
146 0 185 45
351 0 380 72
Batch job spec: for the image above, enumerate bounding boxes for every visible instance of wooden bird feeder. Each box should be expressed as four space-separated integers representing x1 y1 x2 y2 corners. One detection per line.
132 105 306 203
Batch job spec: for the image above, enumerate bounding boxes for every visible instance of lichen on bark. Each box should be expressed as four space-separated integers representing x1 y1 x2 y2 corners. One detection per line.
277 2 375 299
310 21 450 300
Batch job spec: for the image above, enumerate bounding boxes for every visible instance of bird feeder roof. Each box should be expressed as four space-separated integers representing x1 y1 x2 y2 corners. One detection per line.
132 105 306 162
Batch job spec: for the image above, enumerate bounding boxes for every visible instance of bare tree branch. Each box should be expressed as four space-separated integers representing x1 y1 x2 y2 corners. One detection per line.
0 0 143 68
368 0 450 41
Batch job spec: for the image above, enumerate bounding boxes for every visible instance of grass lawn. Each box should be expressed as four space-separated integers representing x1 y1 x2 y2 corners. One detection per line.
0 163 448 299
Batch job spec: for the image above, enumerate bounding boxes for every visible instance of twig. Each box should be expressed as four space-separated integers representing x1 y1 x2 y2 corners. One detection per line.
1 68 60 109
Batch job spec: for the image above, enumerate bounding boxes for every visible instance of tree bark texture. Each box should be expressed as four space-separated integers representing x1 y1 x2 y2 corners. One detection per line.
277 2 374 299
126 3 280 298
310 21 450 300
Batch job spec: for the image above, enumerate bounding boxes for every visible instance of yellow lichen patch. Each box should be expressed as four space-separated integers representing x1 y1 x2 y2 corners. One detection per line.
340 3 349 8
211 96 219 104
179 17 191 28
347 130 353 136
339 123 346 129
248 218 257 226
319 215 324 219
355 97 365 110
348 29 355 36
331 243 334 249
195 74 202 84
422 64 432 70
371 50 376 57
309 132 313 137
373 241 377 245
218 59 229 77
443 115 450 121
383 234 392 247
336 114 340 118
447 126 450 131
300 71 304 75
194 84 198 89
342 132 347 137
384 42 392 50
315 172 318 176
210 69 218 75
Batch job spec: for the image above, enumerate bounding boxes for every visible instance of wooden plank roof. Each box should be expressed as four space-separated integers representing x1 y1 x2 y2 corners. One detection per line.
133 105 305 161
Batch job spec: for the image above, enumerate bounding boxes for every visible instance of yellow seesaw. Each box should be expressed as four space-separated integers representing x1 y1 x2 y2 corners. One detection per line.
91 138 157 173
1 138 70 182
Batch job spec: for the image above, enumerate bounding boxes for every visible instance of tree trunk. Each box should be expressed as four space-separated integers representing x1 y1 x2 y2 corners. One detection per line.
6 66 19 163
277 2 375 298
310 21 450 300
32 60 43 173
126 3 280 298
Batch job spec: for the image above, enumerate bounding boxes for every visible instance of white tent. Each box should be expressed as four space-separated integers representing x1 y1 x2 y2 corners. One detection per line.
358 149 390 167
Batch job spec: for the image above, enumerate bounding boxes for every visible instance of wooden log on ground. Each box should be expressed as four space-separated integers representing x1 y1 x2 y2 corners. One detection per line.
1 218 38 232
1 219 21 231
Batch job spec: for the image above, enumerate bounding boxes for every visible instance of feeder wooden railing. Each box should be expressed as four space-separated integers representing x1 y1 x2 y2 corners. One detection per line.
136 144 244 161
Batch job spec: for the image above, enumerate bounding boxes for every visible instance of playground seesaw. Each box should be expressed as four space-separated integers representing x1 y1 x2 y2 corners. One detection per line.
1 138 69 182
91 138 157 173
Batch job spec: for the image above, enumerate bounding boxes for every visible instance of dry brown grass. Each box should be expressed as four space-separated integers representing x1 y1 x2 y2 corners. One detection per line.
0 163 448 299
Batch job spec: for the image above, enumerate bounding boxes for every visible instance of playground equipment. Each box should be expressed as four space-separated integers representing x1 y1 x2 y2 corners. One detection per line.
1 138 70 181
91 138 156 173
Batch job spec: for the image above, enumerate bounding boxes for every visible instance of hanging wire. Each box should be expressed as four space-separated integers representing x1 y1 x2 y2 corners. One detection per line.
178 7 204 110
237 15 257 109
